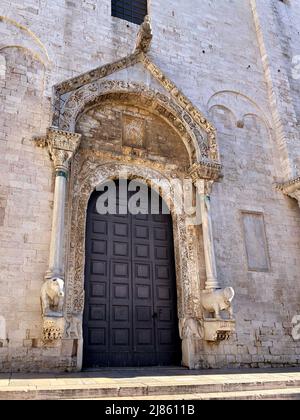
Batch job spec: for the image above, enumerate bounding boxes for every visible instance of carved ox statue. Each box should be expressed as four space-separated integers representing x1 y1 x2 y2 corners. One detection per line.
201 287 235 320
41 278 65 317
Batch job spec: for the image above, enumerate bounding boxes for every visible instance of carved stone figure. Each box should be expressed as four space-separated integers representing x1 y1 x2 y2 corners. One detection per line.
201 287 235 320
66 316 82 339
135 15 153 53
41 278 65 317
179 318 203 340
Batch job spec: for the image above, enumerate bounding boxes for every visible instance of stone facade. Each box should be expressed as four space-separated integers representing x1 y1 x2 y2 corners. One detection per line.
1 0 300 372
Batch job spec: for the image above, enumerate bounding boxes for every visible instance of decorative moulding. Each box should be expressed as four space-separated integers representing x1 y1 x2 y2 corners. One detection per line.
276 177 300 202
189 161 222 182
42 317 65 346
33 127 81 172
203 319 236 342
51 16 220 167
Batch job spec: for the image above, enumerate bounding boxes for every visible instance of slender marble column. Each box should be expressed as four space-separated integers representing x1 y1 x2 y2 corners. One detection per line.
42 128 81 280
47 170 68 279
196 179 219 291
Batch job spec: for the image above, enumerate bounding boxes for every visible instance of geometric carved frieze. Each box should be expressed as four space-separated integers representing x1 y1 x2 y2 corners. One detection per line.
189 161 222 183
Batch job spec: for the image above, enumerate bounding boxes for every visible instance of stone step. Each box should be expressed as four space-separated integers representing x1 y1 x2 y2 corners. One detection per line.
84 388 300 401
1 377 300 400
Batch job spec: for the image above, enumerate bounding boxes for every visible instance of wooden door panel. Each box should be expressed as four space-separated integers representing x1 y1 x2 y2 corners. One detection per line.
83 181 181 368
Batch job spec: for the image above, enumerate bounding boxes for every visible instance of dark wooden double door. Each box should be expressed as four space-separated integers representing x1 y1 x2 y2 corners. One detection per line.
83 182 181 368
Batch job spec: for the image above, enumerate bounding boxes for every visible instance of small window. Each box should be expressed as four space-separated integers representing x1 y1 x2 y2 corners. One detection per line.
112 0 148 25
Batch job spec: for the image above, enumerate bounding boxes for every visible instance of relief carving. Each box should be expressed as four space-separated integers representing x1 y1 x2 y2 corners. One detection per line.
33 127 81 171
122 115 146 149
66 316 82 340
66 163 193 317
41 278 65 318
201 287 235 320
42 319 64 344
31 26 229 367
52 59 219 165
179 318 204 340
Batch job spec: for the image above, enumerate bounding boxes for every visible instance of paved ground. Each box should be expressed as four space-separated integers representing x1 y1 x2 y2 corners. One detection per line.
1 367 300 399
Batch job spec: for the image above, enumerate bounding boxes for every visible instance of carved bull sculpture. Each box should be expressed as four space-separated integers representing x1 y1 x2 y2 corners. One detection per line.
41 278 65 317
201 287 235 320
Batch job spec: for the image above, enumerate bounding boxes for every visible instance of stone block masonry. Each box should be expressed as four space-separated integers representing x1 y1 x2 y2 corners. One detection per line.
0 0 300 372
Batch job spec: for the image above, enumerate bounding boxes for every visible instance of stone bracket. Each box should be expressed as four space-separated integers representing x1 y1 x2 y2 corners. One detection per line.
276 177 300 203
203 319 236 342
42 317 65 347
189 161 222 183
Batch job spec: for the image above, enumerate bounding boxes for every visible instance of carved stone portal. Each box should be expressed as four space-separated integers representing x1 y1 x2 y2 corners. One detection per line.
33 30 233 364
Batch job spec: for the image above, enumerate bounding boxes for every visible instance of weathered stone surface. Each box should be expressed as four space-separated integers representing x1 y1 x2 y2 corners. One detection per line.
0 0 300 372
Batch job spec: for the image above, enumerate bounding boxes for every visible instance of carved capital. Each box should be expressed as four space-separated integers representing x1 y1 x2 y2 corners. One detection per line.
277 177 300 204
135 15 153 53
188 161 222 185
33 128 81 173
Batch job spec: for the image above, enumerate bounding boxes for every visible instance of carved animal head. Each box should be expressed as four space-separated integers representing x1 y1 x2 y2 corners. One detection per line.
224 287 235 303
49 278 65 299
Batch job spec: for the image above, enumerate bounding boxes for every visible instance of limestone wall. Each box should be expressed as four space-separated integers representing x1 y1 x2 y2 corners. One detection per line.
0 0 300 371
